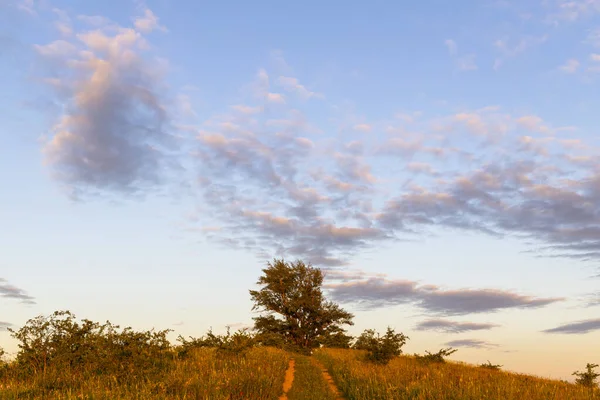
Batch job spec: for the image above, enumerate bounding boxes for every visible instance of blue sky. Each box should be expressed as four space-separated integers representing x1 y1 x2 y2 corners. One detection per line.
1 0 600 380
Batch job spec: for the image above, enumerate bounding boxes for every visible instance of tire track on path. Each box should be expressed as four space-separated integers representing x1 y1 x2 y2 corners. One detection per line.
278 358 295 400
311 358 344 400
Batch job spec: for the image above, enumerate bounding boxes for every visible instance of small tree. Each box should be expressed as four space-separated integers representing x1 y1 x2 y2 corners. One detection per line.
479 360 502 370
319 330 353 349
415 347 458 364
572 363 599 388
249 259 354 353
354 327 409 365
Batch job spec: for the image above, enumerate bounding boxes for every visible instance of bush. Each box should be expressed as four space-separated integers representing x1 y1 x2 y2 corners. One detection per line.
479 360 502 370
7 310 173 381
572 363 599 388
319 330 353 349
177 326 255 358
354 327 409 365
415 347 458 364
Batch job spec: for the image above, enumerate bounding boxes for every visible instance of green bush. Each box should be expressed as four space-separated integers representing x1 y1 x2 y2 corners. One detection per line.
7 310 173 382
572 363 599 388
354 327 409 365
479 360 502 370
415 347 458 364
177 326 256 358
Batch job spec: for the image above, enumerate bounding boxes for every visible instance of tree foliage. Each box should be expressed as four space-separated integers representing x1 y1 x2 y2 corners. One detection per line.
249 259 354 352
415 347 458 364
572 363 599 388
354 327 409 365
177 326 255 358
7 310 172 380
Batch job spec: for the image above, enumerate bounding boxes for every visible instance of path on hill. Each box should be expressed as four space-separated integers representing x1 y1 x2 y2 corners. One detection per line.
278 359 295 400
311 358 344 400
280 355 345 400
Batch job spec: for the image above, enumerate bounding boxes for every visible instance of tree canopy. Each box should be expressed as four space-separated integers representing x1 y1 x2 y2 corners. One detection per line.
249 259 354 351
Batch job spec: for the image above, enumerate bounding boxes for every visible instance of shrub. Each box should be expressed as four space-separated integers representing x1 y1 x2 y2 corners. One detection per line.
415 347 458 364
177 326 255 358
479 360 502 370
572 363 599 388
7 310 173 381
354 327 409 365
319 330 353 349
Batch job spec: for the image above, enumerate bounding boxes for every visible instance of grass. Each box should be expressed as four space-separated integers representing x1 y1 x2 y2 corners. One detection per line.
314 348 600 400
0 347 290 399
287 355 337 400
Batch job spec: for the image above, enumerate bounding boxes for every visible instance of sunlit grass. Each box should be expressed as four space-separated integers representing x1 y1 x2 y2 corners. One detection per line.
0 347 289 399
287 355 337 400
314 348 600 400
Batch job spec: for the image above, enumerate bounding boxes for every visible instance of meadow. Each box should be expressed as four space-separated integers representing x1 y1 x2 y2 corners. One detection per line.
2 345 599 399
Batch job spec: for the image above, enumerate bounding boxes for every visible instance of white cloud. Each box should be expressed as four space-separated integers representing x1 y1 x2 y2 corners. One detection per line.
277 76 322 99
34 40 77 57
445 39 457 55
36 12 174 196
445 39 477 72
267 92 285 103
353 123 372 132
133 8 167 33
559 58 580 73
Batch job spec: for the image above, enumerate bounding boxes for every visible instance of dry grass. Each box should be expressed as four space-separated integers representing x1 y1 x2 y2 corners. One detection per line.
0 347 289 399
314 348 600 400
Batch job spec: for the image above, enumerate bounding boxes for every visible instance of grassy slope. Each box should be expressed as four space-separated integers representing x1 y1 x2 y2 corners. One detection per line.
315 348 600 400
0 347 289 400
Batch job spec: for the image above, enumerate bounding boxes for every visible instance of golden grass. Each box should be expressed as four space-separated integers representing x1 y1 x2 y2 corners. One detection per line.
0 347 290 399
314 348 600 400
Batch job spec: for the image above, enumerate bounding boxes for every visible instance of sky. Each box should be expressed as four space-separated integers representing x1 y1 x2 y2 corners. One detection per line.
1 0 600 381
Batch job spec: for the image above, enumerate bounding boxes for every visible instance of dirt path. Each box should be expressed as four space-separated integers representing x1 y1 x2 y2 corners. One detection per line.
311 358 344 400
278 358 295 400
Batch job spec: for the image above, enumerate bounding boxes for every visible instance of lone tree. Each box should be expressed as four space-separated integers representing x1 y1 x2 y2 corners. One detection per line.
249 259 354 352
573 363 599 388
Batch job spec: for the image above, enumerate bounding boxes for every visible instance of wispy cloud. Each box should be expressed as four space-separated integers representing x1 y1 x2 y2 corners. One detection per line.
133 8 167 33
277 76 322 99
494 35 547 69
0 278 35 304
35 8 174 198
444 339 499 349
559 58 580 73
543 318 600 334
325 274 562 314
444 39 477 71
0 321 12 331
415 319 500 333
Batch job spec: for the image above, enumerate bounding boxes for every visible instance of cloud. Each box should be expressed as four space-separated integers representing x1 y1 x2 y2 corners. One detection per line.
17 0 35 14
444 39 477 71
277 76 322 99
37 10 175 197
494 35 547 69
353 123 372 132
267 92 285 103
34 40 77 57
445 39 458 55
0 278 35 304
133 8 167 33
0 321 12 331
52 8 73 36
543 318 600 334
325 274 563 314
559 58 580 73
415 319 500 333
444 339 499 349
547 0 600 22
